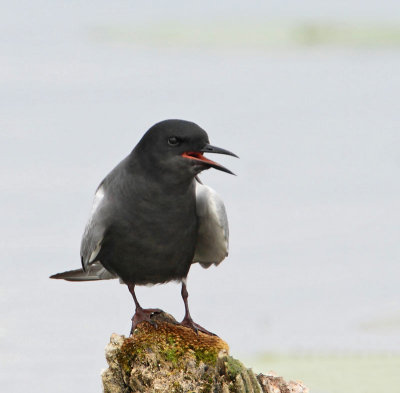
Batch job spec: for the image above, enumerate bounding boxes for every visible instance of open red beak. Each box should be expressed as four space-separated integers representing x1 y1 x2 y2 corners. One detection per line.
181 144 237 175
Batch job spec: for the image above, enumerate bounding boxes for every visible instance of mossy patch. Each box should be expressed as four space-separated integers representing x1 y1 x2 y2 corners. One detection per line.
226 357 244 380
194 348 218 365
116 317 228 375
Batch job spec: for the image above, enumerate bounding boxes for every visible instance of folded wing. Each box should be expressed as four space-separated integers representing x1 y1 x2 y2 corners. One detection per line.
193 181 229 268
51 183 116 282
80 183 108 272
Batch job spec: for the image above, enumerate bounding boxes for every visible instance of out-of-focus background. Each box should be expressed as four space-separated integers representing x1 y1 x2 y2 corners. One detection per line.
1 1 399 392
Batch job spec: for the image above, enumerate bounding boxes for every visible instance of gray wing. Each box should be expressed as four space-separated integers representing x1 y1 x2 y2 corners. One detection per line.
51 181 117 282
193 181 229 268
80 157 131 274
80 182 109 273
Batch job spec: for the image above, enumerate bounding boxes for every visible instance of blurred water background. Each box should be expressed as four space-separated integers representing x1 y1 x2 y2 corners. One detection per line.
1 1 400 392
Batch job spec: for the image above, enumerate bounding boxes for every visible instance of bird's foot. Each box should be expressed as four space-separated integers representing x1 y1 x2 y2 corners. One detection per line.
130 308 162 335
180 316 217 336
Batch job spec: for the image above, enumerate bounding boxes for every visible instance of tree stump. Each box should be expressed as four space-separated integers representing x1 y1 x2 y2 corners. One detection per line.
102 312 309 393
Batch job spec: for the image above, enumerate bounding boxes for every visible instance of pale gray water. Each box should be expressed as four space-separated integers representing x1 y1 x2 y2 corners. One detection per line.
1 2 400 392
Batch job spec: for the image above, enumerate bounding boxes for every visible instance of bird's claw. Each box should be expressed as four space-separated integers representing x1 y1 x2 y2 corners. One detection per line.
180 317 217 336
130 308 162 335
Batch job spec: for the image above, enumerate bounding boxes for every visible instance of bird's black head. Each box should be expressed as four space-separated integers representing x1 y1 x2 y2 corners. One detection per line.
133 119 237 181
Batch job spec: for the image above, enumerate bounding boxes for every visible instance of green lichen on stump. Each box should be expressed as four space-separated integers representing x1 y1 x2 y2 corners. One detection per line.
116 312 225 372
102 312 309 393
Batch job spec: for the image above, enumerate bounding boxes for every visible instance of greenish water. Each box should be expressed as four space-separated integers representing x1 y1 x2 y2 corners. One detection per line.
249 353 400 393
91 20 400 48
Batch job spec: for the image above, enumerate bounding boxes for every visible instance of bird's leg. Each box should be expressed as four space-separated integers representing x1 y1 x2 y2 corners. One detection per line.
127 283 162 335
179 279 216 336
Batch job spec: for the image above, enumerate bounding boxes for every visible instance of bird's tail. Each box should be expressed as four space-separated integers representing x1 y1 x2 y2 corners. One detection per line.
50 261 117 282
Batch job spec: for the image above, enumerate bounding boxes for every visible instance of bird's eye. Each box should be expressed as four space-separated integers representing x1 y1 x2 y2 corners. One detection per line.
168 136 180 146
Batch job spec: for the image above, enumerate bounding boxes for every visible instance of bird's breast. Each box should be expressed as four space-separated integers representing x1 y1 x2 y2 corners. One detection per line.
99 180 198 284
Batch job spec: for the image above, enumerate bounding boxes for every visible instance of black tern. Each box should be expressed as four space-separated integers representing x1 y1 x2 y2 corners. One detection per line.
51 119 237 335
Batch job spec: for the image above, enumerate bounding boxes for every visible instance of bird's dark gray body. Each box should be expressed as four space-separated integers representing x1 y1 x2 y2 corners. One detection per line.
51 119 236 335
93 157 198 284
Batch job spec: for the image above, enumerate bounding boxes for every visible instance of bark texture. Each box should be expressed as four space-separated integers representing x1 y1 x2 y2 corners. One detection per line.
102 312 308 393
